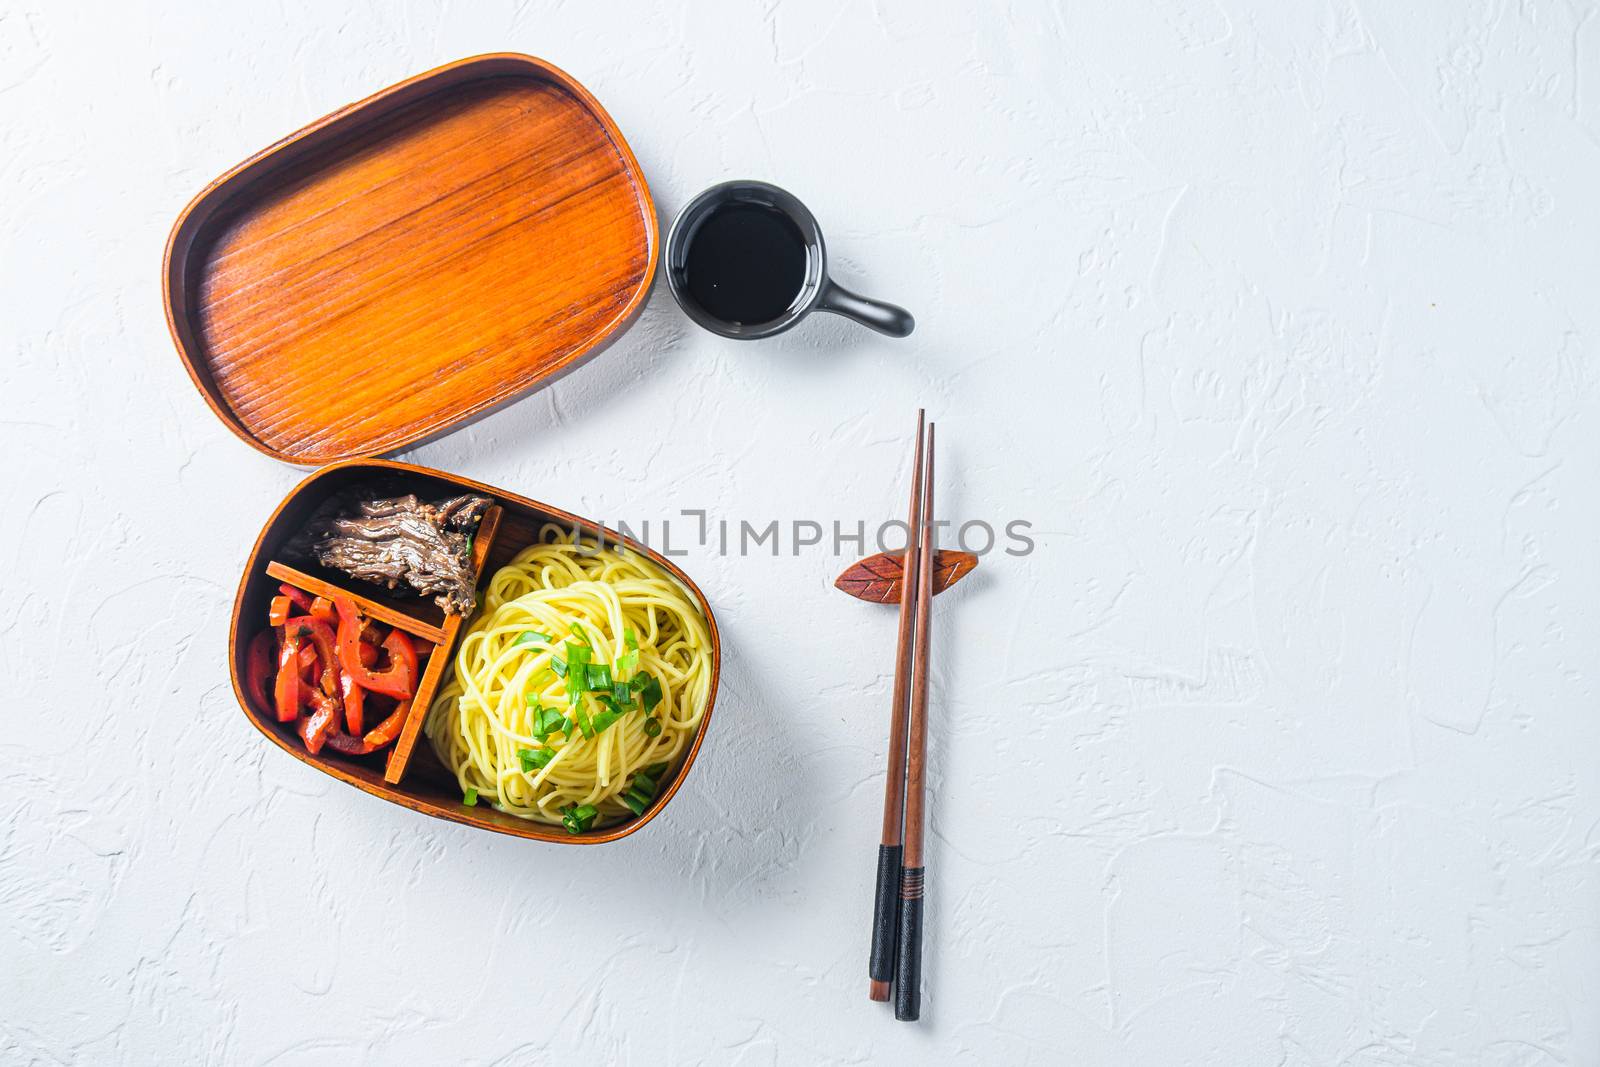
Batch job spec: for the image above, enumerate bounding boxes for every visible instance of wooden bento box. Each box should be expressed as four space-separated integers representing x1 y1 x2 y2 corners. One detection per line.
230 461 721 843
163 56 720 842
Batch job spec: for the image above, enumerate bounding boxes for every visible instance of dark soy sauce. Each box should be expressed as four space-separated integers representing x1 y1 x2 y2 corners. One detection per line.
684 203 808 325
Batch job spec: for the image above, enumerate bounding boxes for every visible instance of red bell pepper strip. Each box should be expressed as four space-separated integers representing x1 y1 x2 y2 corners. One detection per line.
341 670 366 735
279 583 314 612
303 642 369 679
283 616 341 698
323 732 376 755
325 700 410 755
274 630 302 723
297 690 340 755
244 630 275 716
334 597 417 699
323 732 374 755
363 700 410 747
310 596 337 626
380 630 418 696
268 596 291 627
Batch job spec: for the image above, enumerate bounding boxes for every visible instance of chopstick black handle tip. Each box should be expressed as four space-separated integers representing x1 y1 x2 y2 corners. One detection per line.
869 844 902 984
893 866 925 1021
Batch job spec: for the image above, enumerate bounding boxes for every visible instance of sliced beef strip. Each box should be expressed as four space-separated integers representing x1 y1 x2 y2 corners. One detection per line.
291 492 492 615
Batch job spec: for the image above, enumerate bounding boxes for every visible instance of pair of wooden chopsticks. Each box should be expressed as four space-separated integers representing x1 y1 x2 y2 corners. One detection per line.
868 410 935 1021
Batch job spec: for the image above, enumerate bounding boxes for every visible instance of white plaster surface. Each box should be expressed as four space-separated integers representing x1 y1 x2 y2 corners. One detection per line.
5 1 1600 1063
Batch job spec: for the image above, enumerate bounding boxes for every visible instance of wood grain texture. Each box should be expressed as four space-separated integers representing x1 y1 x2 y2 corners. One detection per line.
896 427 935 1012
870 413 923 1001
878 412 924 849
229 460 721 845
383 503 502 784
264 560 449 644
836 548 976 604
164 54 657 464
902 425 934 871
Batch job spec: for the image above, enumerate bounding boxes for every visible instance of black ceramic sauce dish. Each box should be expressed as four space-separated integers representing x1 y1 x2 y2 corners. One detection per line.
665 180 915 340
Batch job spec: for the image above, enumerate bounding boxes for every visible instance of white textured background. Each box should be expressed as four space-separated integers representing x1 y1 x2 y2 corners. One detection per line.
4 1 1600 1063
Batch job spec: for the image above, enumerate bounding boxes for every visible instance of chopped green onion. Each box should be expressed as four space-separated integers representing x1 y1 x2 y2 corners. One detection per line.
550 655 567 678
642 717 662 737
561 803 597 834
637 674 664 713
517 747 555 772
574 708 595 737
565 645 591 704
624 627 638 651
590 707 623 734
615 650 639 677
644 762 669 779
621 766 661 815
568 622 591 646
584 663 614 692
533 706 565 738
463 787 479 806
514 630 552 648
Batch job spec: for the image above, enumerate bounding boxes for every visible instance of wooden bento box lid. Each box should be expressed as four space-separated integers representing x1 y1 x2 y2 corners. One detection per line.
163 54 656 465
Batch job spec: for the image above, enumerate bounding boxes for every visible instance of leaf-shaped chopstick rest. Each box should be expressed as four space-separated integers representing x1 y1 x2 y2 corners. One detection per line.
834 549 977 604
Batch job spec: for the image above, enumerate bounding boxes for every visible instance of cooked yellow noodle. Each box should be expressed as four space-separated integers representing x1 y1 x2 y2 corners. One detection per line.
425 525 713 826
